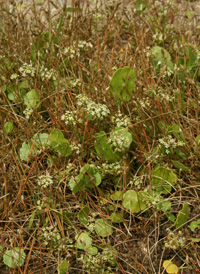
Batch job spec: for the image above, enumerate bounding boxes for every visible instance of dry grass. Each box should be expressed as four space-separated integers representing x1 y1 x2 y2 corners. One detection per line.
1 0 200 273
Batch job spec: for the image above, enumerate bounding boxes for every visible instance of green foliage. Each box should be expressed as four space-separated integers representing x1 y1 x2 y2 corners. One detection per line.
195 135 200 147
166 124 185 141
110 191 123 201
94 219 113 237
109 66 136 102
171 160 191 173
76 232 92 250
123 190 147 213
3 248 26 268
150 46 174 72
32 132 49 149
69 164 101 194
100 244 118 266
24 89 40 109
189 219 200 231
48 129 72 157
2 2 200 272
57 260 70 274
176 45 200 81
28 210 36 229
175 203 189 229
4 121 14 134
94 131 119 162
76 232 98 255
134 0 148 15
19 141 32 161
78 206 89 225
110 212 124 223
151 166 177 194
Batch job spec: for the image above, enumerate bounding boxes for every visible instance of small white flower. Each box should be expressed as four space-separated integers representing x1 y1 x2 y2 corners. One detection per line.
23 108 33 120
37 174 53 188
10 73 18 80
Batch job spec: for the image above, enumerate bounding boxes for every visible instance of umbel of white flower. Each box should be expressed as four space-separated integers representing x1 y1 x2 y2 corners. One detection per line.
61 94 110 126
37 174 53 188
158 135 185 154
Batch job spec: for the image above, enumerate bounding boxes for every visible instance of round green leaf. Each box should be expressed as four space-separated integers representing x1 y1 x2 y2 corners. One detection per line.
24 89 40 109
111 212 124 223
19 141 32 161
0 245 3 253
94 131 119 162
151 46 174 72
95 219 113 237
189 219 200 231
109 66 136 102
110 191 123 201
151 166 177 194
4 121 14 134
49 129 72 157
77 207 89 225
87 246 98 255
58 260 70 274
32 133 49 149
123 190 146 213
3 248 26 268
75 232 92 250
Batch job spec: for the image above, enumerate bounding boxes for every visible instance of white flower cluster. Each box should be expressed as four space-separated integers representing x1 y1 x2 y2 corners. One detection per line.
77 40 93 50
71 142 82 155
39 67 57 81
36 199 46 210
111 111 131 128
101 162 122 176
108 133 130 153
156 92 174 102
144 86 176 102
158 135 185 154
23 107 33 120
143 46 151 58
162 67 173 78
76 94 90 106
165 230 186 250
61 95 110 126
69 78 81 87
19 62 36 77
76 94 110 121
37 174 53 188
64 40 92 58
78 252 114 274
10 73 18 80
135 97 150 108
129 175 145 190
153 32 166 43
40 225 61 246
64 46 76 58
61 110 81 126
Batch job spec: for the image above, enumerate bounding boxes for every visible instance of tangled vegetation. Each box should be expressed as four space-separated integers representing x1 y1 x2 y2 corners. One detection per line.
1 0 200 273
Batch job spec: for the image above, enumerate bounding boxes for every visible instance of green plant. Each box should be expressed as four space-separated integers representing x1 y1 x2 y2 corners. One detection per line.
69 164 102 194
109 66 136 102
3 248 26 268
1 1 200 273
151 166 177 194
75 232 98 255
94 219 113 238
